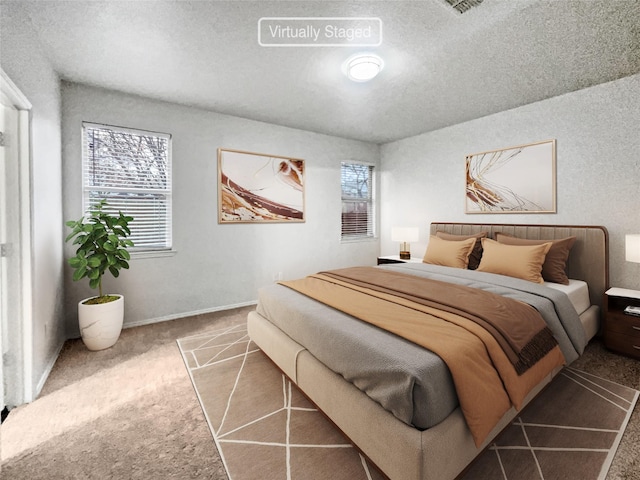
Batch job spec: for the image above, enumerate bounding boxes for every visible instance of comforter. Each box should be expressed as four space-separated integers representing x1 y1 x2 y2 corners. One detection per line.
256 263 587 446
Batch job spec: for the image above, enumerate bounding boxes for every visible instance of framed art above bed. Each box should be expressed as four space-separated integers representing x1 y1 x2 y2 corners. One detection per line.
465 139 556 214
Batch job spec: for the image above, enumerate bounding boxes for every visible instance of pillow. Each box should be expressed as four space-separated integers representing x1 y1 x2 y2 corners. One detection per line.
423 236 476 269
435 231 488 270
476 238 552 283
495 233 576 285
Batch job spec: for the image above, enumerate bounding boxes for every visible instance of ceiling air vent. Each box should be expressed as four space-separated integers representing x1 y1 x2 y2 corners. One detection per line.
441 0 484 14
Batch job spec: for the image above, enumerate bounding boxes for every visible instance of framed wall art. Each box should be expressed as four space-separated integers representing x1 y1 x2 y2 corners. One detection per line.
218 148 305 223
465 139 556 214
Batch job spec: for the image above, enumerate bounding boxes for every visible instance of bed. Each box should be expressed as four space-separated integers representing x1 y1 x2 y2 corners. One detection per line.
247 222 609 480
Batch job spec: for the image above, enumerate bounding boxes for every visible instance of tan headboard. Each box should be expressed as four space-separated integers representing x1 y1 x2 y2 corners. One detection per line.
430 223 609 312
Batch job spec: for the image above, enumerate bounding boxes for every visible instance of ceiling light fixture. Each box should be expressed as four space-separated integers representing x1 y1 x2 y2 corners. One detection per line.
343 53 384 82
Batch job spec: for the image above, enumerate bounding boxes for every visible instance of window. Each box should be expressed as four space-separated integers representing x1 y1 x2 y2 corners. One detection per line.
82 123 172 252
341 162 375 240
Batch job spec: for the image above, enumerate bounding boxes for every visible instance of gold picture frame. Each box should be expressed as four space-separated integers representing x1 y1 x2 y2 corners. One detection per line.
218 148 305 223
465 139 556 214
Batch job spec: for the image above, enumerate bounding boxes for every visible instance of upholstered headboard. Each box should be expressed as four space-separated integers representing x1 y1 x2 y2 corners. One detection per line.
430 223 609 312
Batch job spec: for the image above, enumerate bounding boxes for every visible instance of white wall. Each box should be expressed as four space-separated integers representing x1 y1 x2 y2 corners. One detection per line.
380 73 640 290
0 1 65 398
61 83 380 335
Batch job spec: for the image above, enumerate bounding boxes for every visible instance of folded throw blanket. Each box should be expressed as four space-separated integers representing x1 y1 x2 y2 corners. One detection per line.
319 267 557 375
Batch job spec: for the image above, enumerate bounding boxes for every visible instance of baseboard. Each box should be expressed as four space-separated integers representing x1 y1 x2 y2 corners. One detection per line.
121 300 258 330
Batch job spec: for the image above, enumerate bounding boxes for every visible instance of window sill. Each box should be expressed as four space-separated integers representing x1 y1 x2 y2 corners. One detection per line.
340 236 378 244
130 249 177 259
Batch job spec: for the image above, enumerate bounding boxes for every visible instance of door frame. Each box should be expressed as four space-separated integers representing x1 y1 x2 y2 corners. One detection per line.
1 68 33 407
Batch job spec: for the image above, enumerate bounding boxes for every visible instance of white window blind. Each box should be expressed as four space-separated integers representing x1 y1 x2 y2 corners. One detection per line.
82 123 172 251
341 162 375 240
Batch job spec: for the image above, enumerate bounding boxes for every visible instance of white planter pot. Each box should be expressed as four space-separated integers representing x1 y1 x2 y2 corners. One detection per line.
78 294 124 351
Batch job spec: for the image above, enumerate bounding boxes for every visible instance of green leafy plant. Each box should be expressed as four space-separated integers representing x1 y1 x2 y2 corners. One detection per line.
65 200 134 303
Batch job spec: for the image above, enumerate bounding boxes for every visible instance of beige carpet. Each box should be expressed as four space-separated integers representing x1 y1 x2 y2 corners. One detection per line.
1 305 639 479
179 324 639 480
0 307 252 479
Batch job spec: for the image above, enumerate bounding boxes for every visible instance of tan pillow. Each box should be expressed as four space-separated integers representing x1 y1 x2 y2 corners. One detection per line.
477 238 552 283
423 236 476 269
495 233 576 285
435 231 488 270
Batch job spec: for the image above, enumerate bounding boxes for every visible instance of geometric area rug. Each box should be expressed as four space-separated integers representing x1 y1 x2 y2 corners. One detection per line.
461 367 639 480
177 322 385 480
178 323 638 480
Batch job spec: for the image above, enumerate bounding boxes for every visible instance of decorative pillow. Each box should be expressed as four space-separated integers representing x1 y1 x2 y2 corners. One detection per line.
495 233 576 285
435 231 488 270
476 238 552 283
423 236 476 269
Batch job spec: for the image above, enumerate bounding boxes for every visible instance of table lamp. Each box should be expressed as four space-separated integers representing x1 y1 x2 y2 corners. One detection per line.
391 227 419 260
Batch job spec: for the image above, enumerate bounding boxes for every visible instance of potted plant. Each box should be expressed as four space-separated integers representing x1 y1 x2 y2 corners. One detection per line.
65 200 134 350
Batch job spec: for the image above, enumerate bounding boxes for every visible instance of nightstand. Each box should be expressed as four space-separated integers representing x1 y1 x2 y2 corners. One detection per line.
377 255 423 265
603 288 640 359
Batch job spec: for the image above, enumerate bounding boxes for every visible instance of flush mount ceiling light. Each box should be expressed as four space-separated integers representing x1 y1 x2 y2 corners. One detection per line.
343 53 384 82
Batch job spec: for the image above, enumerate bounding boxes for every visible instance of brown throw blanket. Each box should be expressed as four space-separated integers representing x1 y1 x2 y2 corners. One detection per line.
280 266 566 446
320 267 557 375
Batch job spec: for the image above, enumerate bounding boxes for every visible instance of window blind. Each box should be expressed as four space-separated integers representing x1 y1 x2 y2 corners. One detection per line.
341 162 375 240
82 123 172 251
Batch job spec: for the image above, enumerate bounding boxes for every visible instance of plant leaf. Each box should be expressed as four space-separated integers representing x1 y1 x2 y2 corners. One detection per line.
68 256 86 268
72 266 87 281
72 234 87 246
87 256 102 267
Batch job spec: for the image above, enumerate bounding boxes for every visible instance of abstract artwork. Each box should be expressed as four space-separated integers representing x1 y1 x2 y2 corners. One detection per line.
465 139 556 214
218 148 305 223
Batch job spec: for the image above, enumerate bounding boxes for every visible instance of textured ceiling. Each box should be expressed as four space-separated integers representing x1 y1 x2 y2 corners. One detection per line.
14 0 640 143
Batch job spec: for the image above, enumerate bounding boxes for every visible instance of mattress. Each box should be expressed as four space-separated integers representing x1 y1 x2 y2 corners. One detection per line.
256 263 589 431
545 279 591 315
546 279 599 340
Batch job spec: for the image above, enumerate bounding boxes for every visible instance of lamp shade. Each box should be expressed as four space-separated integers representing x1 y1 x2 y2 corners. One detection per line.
391 227 419 243
626 234 640 263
